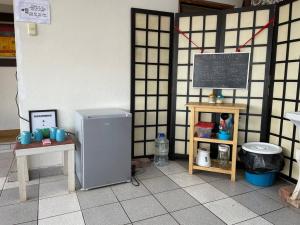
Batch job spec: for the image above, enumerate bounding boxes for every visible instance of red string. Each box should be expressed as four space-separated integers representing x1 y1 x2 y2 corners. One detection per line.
236 17 275 52
175 26 204 53
175 17 275 53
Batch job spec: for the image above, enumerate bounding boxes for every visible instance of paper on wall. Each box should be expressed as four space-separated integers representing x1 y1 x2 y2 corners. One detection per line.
14 0 50 24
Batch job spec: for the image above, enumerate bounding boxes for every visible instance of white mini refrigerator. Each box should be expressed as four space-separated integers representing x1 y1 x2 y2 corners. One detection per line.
75 109 131 190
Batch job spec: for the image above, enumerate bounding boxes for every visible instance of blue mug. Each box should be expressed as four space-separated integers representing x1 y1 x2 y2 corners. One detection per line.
50 127 57 140
17 131 32 145
56 129 66 142
33 129 43 142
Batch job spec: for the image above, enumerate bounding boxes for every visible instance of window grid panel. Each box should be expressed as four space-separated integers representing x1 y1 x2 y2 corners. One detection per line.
269 0 300 182
132 9 173 157
172 13 219 156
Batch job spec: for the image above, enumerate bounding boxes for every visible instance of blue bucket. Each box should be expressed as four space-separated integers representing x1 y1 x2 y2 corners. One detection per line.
245 171 277 187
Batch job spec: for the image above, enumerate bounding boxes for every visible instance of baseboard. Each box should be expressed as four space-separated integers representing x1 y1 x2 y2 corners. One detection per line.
0 129 19 143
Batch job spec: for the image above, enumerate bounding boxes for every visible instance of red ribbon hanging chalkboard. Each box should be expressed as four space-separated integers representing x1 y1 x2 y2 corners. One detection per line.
236 17 275 52
174 16 275 54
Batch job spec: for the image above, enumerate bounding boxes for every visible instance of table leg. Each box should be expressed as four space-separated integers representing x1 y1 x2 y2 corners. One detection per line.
67 150 75 192
17 156 27 201
24 156 29 182
63 150 68 175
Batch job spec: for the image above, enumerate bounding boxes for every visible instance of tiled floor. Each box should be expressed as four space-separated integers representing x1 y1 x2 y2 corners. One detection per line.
0 147 300 225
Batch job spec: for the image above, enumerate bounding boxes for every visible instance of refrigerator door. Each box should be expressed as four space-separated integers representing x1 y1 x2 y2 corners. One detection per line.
82 115 131 189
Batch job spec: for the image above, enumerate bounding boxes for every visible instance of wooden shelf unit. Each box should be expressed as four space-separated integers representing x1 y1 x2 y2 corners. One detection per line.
186 102 246 181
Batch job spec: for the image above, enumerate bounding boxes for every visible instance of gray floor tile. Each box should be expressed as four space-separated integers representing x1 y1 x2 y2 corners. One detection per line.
155 189 199 212
0 151 14 160
0 177 6 189
0 184 39 206
157 161 187 175
111 182 150 201
39 211 85 225
239 179 265 190
133 214 178 225
168 172 206 188
39 193 80 219
0 144 11 151
175 160 188 169
233 191 284 215
136 165 164 180
0 200 38 225
0 167 9 177
77 187 118 209
39 175 67 184
263 207 300 225
257 181 293 202
141 176 179 194
210 179 255 197
184 183 227 204
39 179 68 199
39 166 64 178
204 198 257 225
7 171 18 182
235 217 273 225
9 159 17 172
19 221 38 225
0 158 13 168
83 202 130 225
3 177 39 190
171 205 226 225
196 171 228 182
121 195 167 222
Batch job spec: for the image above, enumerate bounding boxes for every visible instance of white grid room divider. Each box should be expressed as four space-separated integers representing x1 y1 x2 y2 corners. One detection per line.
171 6 275 157
171 12 221 156
131 9 174 157
269 0 300 182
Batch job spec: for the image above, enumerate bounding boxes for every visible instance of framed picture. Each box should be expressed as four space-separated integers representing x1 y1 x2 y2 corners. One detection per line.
29 109 58 132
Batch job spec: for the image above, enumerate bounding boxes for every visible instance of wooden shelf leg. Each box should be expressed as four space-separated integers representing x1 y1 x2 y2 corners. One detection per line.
231 110 239 181
189 108 195 175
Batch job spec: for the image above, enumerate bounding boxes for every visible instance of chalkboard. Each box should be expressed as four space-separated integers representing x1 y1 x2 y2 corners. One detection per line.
192 53 250 89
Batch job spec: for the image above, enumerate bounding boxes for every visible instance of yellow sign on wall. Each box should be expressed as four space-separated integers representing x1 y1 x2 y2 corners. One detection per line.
0 37 15 57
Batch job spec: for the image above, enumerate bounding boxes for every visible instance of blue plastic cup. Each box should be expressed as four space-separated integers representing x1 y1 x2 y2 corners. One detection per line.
17 131 32 145
33 129 43 142
50 127 57 140
56 129 66 142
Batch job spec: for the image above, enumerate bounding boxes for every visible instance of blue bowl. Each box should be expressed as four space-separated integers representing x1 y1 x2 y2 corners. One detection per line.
245 171 277 187
217 132 231 140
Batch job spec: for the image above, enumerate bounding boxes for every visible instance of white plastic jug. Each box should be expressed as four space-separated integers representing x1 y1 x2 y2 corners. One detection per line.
196 148 211 167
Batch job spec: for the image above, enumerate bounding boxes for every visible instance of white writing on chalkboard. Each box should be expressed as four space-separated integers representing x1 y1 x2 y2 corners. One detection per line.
193 53 250 89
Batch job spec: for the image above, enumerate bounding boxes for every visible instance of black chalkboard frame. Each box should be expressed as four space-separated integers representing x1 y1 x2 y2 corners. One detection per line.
191 52 251 89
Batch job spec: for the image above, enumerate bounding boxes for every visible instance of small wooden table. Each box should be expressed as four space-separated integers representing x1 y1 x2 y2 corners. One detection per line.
186 102 246 181
14 136 75 201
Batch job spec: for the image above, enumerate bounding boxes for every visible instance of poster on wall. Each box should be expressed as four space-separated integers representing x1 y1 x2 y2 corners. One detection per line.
14 0 51 24
0 24 15 58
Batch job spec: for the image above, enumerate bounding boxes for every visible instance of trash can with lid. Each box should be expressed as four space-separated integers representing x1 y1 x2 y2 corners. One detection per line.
239 142 285 187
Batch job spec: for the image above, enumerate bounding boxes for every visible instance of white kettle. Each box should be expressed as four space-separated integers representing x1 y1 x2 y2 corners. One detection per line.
196 148 211 167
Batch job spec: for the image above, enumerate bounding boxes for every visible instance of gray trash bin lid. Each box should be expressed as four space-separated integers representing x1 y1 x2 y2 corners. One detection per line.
242 142 282 154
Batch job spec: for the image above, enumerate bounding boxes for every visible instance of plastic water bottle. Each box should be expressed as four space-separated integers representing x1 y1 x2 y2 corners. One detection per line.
154 133 169 167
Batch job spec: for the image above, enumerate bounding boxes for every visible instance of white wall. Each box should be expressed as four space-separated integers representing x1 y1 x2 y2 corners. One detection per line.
0 67 19 130
14 0 178 168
